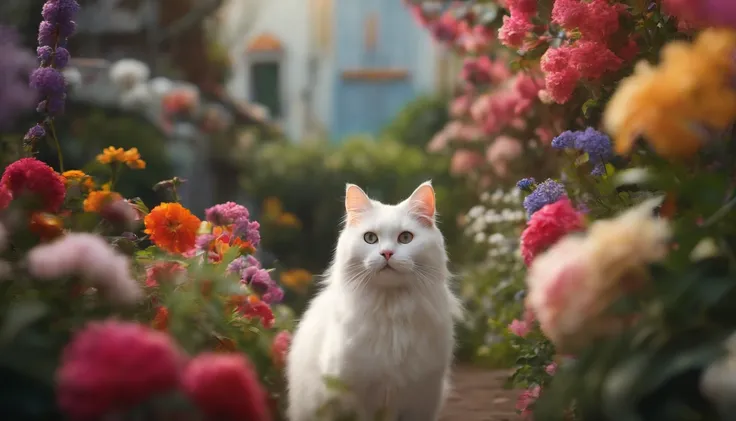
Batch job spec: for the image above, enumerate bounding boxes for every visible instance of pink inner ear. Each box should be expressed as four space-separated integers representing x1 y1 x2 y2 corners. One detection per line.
409 185 435 226
345 185 371 225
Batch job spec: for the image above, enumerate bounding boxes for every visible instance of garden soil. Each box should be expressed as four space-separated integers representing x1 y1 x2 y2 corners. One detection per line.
440 366 520 421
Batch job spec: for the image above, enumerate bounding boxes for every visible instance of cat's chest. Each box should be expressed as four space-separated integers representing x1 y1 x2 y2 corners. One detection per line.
333 298 453 383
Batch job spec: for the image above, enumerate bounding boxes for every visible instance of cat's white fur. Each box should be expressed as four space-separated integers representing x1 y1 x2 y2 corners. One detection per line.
286 181 462 421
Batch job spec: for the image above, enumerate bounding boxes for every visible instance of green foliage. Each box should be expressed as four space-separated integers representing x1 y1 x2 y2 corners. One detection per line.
380 95 450 148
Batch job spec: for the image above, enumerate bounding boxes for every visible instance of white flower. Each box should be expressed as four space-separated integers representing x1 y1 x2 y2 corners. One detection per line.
491 189 504 203
480 192 490 203
120 83 152 109
109 59 150 91
148 77 175 96
468 205 485 219
62 67 82 88
474 232 487 243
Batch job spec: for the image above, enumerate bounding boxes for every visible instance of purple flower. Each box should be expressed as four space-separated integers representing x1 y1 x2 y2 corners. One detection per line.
516 177 536 191
242 266 283 304
205 201 250 226
226 255 261 275
234 219 261 247
23 124 46 142
194 234 215 250
0 26 37 129
42 0 81 25
522 178 566 218
30 67 66 96
551 128 613 176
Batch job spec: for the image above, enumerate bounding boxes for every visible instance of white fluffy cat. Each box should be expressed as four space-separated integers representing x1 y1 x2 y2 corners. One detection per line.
286 181 462 421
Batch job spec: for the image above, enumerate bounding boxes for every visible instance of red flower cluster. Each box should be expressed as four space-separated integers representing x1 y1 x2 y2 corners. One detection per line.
1 158 65 211
541 0 635 103
56 320 271 421
498 0 538 48
520 197 585 266
270 330 292 369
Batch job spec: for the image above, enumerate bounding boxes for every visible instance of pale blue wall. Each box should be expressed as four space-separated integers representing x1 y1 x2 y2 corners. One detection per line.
330 0 436 141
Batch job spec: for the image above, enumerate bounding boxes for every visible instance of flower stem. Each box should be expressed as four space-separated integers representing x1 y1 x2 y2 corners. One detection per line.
48 120 64 172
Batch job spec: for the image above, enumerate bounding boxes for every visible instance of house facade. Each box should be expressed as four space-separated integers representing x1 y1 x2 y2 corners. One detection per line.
224 0 440 141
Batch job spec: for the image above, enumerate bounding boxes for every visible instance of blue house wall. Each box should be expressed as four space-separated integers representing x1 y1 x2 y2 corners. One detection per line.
330 0 435 141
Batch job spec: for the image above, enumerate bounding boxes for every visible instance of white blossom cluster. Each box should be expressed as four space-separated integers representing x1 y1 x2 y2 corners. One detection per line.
463 187 526 269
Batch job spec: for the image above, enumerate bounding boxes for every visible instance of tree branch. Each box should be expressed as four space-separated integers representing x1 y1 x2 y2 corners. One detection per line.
157 0 225 43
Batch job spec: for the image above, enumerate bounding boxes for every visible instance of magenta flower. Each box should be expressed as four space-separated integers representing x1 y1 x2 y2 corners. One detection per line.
205 202 250 226
508 319 532 337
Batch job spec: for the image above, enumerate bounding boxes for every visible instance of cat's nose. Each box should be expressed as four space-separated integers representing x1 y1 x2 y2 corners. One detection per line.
379 250 394 260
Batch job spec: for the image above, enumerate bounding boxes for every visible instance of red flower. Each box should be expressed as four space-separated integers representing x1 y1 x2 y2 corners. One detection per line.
239 299 275 329
182 353 271 421
521 198 585 266
569 40 623 79
498 14 532 48
271 331 292 368
0 184 12 210
57 321 184 420
1 158 65 212
145 261 185 288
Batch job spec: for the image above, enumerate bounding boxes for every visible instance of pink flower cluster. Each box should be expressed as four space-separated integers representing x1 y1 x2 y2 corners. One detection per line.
26 233 142 305
664 0 736 29
540 0 638 103
57 320 272 421
406 2 497 53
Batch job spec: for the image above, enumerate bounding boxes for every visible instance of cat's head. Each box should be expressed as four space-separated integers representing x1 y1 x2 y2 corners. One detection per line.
333 181 448 288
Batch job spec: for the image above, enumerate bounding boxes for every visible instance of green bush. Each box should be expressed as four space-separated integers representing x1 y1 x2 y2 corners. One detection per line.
381 95 450 148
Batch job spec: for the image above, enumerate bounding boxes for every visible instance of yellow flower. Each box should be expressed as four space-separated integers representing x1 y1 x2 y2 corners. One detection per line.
604 28 736 159
277 212 301 228
280 269 313 291
263 197 283 219
61 170 94 190
96 146 146 169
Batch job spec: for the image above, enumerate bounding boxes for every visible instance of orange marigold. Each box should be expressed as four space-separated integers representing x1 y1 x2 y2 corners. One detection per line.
96 146 146 169
62 170 95 190
83 190 123 213
144 202 201 254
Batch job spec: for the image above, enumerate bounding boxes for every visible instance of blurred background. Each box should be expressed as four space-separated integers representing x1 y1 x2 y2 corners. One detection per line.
1 0 531 368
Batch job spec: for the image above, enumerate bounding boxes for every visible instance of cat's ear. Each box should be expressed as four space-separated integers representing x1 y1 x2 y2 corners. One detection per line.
407 181 435 226
345 184 372 225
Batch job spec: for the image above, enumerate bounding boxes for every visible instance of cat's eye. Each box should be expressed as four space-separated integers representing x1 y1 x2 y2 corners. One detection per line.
398 231 414 244
363 232 378 244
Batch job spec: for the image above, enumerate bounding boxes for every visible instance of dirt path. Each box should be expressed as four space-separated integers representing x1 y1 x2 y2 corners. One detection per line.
440 366 520 421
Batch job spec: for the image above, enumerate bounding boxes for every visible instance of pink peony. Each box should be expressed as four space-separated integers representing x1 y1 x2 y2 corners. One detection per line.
57 321 184 420
26 233 141 304
546 362 558 375
521 197 585 266
182 353 271 421
508 319 531 337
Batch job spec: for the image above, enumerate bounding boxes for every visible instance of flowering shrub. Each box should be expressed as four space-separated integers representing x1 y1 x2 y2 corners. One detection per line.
0 1 290 420
411 1 736 420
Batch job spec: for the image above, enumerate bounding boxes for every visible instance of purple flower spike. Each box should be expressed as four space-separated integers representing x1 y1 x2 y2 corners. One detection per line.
0 26 37 129
551 127 613 176
30 67 66 96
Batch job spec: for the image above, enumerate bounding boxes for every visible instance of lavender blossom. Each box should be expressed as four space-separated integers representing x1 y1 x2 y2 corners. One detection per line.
25 0 80 155
0 26 37 129
234 218 261 247
205 202 250 226
551 128 614 176
242 266 283 304
522 178 566 218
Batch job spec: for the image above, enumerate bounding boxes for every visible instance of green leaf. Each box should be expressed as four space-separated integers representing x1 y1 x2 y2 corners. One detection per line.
323 375 350 393
582 99 599 118
0 301 48 344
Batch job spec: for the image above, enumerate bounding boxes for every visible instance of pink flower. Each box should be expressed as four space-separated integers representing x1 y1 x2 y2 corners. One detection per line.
507 0 538 17
26 233 141 304
145 261 186 288
450 150 485 175
664 0 736 28
486 136 523 177
498 14 532 48
0 184 12 210
271 330 292 368
569 40 623 79
182 353 271 421
508 319 531 337
546 362 557 375
57 321 184 420
449 95 472 118
516 385 541 417
541 46 581 103
521 197 585 266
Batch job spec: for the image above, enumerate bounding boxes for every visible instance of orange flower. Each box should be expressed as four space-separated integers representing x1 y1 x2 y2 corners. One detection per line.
152 306 169 331
280 269 313 291
61 170 94 191
144 202 201 254
276 212 301 228
205 225 254 260
83 190 123 213
96 146 146 169
29 212 64 240
96 146 125 164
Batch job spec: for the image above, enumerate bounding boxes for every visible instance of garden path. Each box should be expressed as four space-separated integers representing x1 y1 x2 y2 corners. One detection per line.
440 366 520 421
